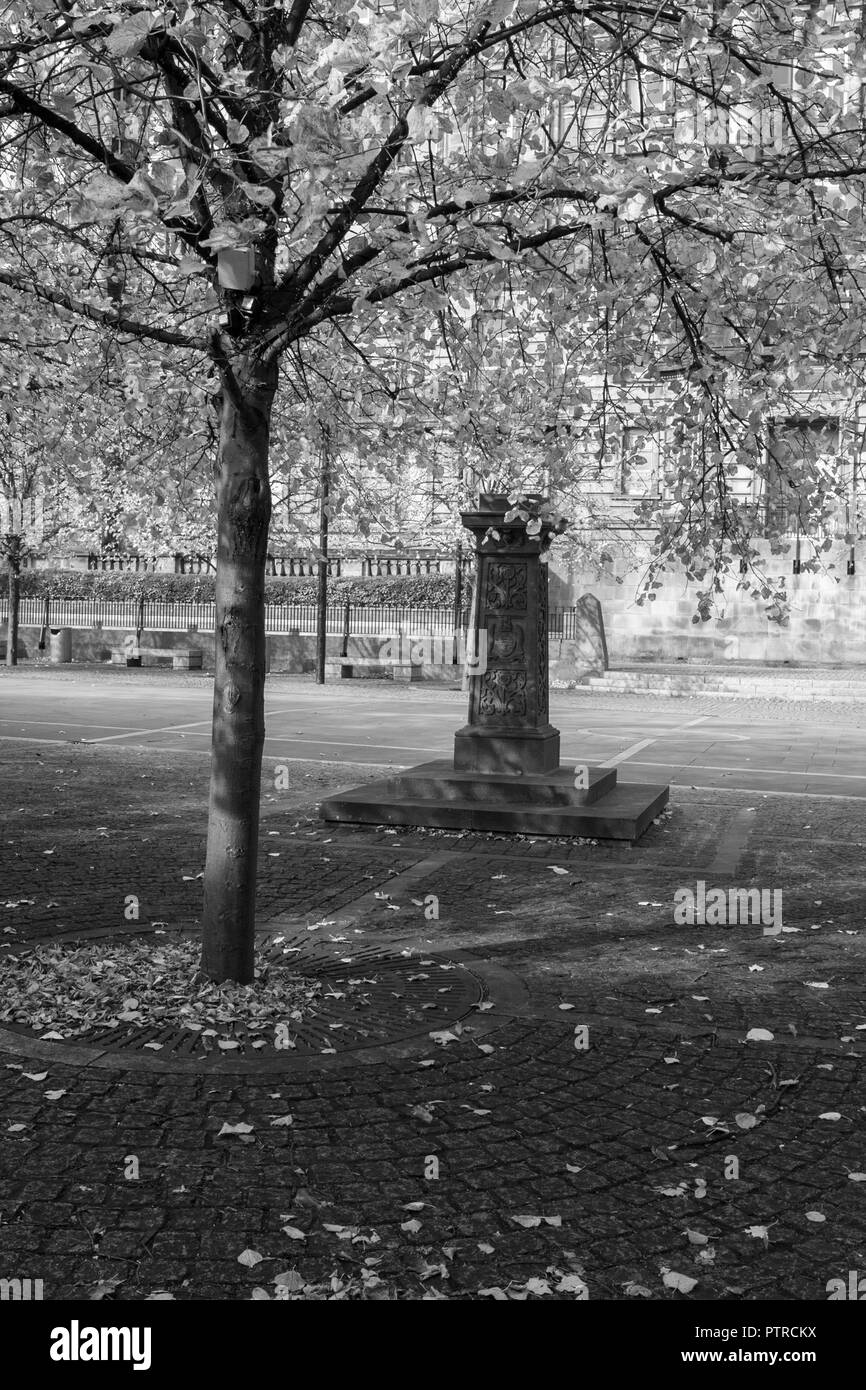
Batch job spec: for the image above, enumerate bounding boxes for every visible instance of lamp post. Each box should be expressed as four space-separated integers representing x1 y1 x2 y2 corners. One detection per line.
315 427 331 686
1 495 43 667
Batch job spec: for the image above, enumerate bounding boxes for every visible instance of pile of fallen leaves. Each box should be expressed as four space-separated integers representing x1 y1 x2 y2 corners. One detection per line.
0 938 321 1040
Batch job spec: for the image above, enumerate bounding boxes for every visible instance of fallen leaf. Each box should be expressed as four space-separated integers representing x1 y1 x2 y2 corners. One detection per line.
408 1104 435 1124
89 1277 123 1300
745 1028 774 1041
237 1249 264 1267
805 1211 826 1222
281 1226 307 1241
818 1112 842 1121
270 1115 293 1127
662 1269 697 1294
745 1225 770 1243
218 1121 254 1136
555 1273 588 1297
524 1277 553 1295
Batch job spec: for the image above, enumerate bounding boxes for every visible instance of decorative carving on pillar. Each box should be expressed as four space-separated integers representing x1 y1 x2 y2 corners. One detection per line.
479 670 528 718
488 615 526 666
486 562 527 611
537 602 549 721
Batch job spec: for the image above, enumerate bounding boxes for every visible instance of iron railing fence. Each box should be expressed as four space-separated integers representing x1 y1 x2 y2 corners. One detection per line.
0 598 579 641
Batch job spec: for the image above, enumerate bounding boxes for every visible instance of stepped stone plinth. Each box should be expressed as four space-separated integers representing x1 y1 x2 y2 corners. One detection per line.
320 495 669 842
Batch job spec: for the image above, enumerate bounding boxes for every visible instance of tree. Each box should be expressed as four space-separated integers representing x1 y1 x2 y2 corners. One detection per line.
2 1 865 979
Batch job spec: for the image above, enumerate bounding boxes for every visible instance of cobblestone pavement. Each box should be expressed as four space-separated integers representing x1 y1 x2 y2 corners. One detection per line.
1 741 865 1301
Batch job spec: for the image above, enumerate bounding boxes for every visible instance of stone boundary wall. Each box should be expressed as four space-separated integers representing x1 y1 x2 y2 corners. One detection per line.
557 541 866 665
5 626 465 679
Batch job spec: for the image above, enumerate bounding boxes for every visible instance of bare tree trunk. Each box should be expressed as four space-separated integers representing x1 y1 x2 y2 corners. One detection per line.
6 535 20 668
200 355 276 984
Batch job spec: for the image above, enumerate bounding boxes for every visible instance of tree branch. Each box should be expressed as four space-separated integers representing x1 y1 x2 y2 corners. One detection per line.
285 0 313 47
0 271 203 350
263 221 587 360
0 76 211 259
282 14 495 304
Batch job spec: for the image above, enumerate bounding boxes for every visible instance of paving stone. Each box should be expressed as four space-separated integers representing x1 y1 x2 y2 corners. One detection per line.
1 738 865 1299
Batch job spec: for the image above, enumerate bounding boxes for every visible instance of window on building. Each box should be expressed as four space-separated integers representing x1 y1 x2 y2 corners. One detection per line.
621 428 660 497
762 417 841 533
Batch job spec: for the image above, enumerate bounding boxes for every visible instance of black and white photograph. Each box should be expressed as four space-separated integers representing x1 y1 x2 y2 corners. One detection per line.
0 0 863 1368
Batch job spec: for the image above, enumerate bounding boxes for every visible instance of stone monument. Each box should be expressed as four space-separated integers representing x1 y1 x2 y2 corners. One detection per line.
454 492 560 774
320 495 669 841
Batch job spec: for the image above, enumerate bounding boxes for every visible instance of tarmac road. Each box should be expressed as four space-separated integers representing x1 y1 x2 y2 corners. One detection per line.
1 669 864 800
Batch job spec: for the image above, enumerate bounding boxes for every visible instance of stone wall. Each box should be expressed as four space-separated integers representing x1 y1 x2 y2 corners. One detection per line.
6 626 463 679
551 539 866 665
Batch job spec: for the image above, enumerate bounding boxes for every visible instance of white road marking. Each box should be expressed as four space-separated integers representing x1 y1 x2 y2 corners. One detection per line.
624 758 866 781
80 702 305 743
267 736 441 754
600 737 657 768
0 718 140 732
83 718 215 743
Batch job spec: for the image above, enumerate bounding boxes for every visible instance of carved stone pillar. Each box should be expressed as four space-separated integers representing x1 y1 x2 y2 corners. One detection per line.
453 493 560 775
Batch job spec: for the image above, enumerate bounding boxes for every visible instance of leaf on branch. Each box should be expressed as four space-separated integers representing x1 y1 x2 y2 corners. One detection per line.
407 105 439 145
104 13 155 58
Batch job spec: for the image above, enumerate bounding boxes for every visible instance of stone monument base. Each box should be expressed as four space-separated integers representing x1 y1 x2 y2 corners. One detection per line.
453 725 560 774
320 760 669 842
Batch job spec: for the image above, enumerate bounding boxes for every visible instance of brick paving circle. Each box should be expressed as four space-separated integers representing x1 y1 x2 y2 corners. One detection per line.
0 925 516 1072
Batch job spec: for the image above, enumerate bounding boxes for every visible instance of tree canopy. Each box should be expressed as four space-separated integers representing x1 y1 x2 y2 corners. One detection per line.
3 0 866 974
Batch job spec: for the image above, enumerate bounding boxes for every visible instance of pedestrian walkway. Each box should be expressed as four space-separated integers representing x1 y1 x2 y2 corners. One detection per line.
581 661 866 702
0 742 864 1301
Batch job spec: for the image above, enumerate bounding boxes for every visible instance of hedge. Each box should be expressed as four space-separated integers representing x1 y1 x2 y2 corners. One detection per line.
11 567 457 608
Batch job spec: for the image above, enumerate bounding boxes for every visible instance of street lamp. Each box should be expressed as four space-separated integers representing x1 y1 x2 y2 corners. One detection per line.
1 494 44 667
